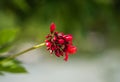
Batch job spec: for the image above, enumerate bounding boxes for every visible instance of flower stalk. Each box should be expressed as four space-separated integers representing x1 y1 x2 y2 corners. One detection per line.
0 43 45 64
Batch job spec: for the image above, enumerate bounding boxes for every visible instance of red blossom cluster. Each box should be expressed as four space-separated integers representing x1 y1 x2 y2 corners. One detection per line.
45 23 77 61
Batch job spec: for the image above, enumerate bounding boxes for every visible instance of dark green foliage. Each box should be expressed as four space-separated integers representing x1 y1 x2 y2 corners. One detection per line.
0 57 27 75
0 28 27 75
0 29 18 53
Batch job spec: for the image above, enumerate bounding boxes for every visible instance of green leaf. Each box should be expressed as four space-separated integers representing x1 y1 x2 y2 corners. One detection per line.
0 28 19 53
0 57 27 74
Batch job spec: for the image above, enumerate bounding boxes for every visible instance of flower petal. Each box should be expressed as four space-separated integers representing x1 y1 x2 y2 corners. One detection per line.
67 45 77 54
50 22 56 33
64 52 69 61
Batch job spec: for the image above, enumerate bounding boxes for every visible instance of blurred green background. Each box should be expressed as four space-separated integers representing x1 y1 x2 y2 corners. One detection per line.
0 0 120 54
0 0 120 78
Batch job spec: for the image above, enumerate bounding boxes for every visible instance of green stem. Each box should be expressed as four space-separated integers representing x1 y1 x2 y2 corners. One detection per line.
0 42 45 64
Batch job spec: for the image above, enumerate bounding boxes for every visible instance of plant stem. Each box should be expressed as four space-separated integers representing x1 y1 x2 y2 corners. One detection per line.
0 42 45 64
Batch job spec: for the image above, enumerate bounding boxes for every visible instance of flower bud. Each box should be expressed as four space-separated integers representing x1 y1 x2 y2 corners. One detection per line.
67 45 77 54
58 32 64 37
46 42 51 47
64 52 68 61
55 50 60 57
50 22 56 33
58 39 64 44
53 36 57 41
64 34 73 41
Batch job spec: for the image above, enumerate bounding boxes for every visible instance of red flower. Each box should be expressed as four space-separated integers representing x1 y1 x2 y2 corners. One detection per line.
45 22 77 61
